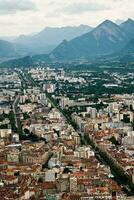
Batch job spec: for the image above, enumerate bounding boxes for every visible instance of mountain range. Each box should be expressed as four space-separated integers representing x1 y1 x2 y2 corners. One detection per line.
0 18 134 64
14 25 93 55
50 20 127 60
51 19 134 60
0 40 16 58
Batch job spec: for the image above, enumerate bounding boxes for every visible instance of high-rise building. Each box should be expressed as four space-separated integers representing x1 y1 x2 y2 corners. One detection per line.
70 176 77 192
90 108 97 119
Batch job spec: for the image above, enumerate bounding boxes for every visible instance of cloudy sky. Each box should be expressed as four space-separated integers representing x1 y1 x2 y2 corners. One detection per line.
0 0 133 36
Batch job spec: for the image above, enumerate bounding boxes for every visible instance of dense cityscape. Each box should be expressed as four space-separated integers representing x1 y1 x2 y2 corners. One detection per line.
0 0 134 199
0 66 133 199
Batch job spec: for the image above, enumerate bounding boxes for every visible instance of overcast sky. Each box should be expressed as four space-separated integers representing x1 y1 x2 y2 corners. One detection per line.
0 0 133 36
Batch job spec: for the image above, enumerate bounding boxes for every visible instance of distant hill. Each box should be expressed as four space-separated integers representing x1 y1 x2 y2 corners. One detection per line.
120 18 134 38
51 20 129 60
14 25 93 55
1 54 52 67
1 56 33 67
0 40 16 58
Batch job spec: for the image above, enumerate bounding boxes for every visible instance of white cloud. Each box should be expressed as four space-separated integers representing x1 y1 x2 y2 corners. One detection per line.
59 2 111 14
0 0 36 14
0 0 133 36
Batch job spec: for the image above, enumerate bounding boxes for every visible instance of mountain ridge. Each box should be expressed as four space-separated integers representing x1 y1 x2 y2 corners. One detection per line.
120 18 134 38
1 18 134 65
51 19 129 60
14 25 93 55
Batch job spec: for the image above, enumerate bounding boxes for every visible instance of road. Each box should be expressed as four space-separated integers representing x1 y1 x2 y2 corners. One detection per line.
13 95 22 134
